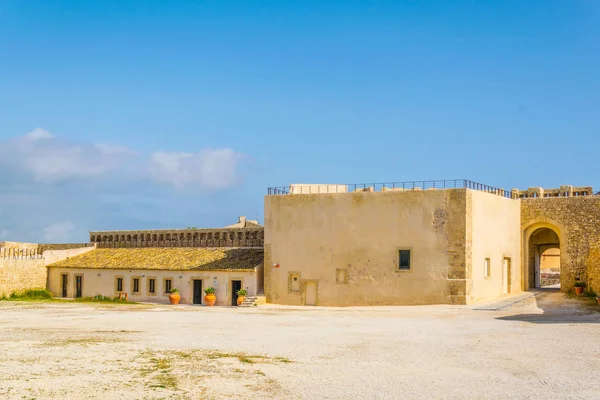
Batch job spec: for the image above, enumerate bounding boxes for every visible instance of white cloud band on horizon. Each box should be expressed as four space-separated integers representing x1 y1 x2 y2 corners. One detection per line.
0 128 250 243
0 128 247 189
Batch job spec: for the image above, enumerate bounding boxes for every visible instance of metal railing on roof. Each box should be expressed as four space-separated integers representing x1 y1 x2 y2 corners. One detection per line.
267 179 517 199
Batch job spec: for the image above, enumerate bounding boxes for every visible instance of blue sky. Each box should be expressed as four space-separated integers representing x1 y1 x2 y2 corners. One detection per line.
0 0 599 242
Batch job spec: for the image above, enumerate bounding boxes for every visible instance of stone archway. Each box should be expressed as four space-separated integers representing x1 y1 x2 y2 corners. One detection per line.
523 223 562 290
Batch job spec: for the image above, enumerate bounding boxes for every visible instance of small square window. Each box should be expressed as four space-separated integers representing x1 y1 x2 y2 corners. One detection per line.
484 258 491 278
399 250 411 270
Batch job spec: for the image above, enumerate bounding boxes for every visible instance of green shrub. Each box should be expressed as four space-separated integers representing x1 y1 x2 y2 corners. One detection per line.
169 288 180 294
574 281 587 288
204 287 215 295
7 289 53 300
236 289 247 296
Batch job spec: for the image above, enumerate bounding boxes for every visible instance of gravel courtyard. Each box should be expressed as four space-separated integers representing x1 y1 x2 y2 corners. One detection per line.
0 291 599 400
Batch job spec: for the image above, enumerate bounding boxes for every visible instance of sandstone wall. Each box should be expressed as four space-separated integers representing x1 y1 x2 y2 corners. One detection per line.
264 189 471 306
521 196 600 293
0 241 38 250
468 190 522 303
0 259 46 297
0 245 95 297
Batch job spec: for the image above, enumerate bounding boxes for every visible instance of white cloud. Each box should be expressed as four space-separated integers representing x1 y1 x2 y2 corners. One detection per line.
42 222 75 243
148 148 245 189
0 128 138 183
0 129 247 190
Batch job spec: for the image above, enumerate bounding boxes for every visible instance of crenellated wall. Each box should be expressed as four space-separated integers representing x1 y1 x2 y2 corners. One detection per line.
90 227 264 248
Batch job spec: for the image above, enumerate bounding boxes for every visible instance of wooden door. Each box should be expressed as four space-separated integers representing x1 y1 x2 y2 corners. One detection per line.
193 280 203 304
75 275 83 298
61 274 68 298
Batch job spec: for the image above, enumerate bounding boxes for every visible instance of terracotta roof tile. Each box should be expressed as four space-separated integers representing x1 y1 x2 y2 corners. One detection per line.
47 248 263 272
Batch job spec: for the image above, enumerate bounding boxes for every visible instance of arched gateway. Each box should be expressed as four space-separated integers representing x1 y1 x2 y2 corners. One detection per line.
522 223 562 290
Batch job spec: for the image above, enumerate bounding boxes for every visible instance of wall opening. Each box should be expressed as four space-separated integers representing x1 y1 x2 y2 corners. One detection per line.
527 227 560 290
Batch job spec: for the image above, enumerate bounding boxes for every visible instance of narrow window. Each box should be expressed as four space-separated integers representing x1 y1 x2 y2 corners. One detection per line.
132 278 140 293
399 250 411 270
116 277 123 292
484 258 491 278
149 279 156 293
164 279 172 293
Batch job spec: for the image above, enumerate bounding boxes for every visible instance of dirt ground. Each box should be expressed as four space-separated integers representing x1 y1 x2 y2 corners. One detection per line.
0 291 599 400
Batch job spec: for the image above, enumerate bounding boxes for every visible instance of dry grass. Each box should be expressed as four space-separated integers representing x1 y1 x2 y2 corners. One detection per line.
132 349 292 398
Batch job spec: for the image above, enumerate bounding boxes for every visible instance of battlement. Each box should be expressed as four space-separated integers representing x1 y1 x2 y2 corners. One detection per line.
512 186 595 199
90 227 264 248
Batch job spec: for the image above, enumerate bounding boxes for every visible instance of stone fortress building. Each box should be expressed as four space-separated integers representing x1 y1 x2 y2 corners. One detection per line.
264 180 600 306
4 180 600 307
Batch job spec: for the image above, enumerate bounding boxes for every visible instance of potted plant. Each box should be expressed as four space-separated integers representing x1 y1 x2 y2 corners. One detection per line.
574 281 586 296
204 287 216 306
236 289 248 306
169 288 181 305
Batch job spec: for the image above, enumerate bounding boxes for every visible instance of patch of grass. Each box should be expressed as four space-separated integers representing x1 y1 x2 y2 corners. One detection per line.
150 357 172 371
74 295 137 304
0 289 53 301
172 351 192 359
206 351 290 365
42 336 126 347
0 290 141 305
138 355 179 391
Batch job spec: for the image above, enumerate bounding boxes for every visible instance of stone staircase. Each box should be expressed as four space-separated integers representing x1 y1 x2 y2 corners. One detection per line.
238 290 266 307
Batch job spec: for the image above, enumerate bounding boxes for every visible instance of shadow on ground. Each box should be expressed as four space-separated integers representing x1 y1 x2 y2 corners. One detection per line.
496 289 600 324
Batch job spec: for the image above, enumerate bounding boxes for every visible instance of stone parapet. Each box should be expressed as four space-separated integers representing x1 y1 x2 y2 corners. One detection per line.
516 186 594 198
90 227 264 248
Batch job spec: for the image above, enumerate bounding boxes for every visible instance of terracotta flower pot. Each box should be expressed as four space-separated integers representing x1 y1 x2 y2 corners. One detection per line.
237 296 245 306
205 293 216 306
169 293 180 305
575 287 584 296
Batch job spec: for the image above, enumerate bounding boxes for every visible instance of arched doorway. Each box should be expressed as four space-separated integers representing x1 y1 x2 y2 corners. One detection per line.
525 227 561 290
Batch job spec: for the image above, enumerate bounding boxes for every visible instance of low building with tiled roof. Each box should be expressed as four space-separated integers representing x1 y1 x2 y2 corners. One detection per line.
46 217 264 306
